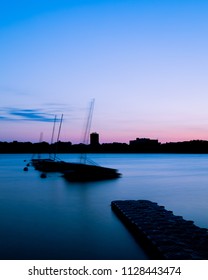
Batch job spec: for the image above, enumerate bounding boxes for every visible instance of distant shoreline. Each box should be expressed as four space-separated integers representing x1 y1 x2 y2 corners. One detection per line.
1 140 208 154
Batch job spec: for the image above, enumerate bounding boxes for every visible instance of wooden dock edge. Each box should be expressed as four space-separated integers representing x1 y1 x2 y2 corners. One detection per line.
111 200 208 260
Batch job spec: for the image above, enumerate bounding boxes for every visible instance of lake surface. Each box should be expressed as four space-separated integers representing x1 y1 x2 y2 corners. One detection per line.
0 153 208 260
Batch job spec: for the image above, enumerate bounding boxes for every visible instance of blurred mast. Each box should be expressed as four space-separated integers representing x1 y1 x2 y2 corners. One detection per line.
54 114 63 160
49 115 57 159
80 99 95 164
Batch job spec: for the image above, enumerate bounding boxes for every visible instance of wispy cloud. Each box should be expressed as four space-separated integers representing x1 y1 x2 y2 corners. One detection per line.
0 115 9 120
0 107 56 122
0 102 89 123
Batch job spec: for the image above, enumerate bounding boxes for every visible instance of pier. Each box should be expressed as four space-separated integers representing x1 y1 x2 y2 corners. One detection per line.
111 200 208 259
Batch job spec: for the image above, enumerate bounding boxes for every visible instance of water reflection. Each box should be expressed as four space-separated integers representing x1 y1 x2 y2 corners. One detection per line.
0 153 208 259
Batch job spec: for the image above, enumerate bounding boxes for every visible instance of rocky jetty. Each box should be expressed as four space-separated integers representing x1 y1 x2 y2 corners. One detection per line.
111 200 208 259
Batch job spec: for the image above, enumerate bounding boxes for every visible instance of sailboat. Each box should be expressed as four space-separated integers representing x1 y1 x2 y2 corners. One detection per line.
30 113 82 173
62 100 121 182
63 162 121 182
31 114 68 172
31 101 121 181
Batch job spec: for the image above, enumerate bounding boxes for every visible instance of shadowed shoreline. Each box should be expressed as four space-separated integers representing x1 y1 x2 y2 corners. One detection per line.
1 139 208 154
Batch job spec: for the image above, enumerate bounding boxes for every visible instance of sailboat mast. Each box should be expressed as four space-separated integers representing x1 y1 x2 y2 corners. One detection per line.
80 99 95 164
54 114 63 160
38 132 43 159
56 114 63 143
49 115 57 159
51 115 57 145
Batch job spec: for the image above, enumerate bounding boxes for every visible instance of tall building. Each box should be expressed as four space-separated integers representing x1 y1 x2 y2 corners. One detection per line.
90 132 100 146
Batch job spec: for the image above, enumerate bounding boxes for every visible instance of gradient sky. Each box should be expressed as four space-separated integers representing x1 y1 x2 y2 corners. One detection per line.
1 0 208 144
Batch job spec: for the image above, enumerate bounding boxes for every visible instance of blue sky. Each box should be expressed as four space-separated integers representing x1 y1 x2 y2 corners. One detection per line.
1 0 208 143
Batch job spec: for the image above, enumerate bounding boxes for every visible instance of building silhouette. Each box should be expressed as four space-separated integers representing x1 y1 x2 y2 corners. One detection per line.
90 132 100 146
129 138 159 145
129 138 160 152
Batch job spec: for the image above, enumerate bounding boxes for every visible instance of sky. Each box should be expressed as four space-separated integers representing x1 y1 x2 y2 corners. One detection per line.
1 0 208 144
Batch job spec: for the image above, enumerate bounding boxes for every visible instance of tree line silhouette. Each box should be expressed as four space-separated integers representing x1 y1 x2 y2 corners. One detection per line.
1 139 208 153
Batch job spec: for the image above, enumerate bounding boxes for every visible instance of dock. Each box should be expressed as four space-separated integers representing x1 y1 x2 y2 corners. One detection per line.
111 200 208 259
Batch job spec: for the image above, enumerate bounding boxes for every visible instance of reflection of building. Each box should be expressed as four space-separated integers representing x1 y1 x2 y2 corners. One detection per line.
90 132 100 146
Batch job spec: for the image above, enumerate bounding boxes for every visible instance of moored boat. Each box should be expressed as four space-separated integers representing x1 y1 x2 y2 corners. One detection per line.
30 101 121 182
63 163 121 182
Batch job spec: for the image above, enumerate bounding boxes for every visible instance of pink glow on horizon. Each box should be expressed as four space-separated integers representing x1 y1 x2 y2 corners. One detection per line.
1 118 208 144
2 130 208 144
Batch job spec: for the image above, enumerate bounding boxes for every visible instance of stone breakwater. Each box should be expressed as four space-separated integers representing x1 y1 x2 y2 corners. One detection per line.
111 200 208 260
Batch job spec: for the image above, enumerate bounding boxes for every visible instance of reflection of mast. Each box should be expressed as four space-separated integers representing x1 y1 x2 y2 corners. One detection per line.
80 99 95 164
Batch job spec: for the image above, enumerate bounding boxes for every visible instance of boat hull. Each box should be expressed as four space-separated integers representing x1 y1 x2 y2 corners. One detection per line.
31 159 121 182
63 163 121 182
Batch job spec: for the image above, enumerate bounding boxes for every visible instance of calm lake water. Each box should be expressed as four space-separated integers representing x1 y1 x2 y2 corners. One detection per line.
0 153 208 260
